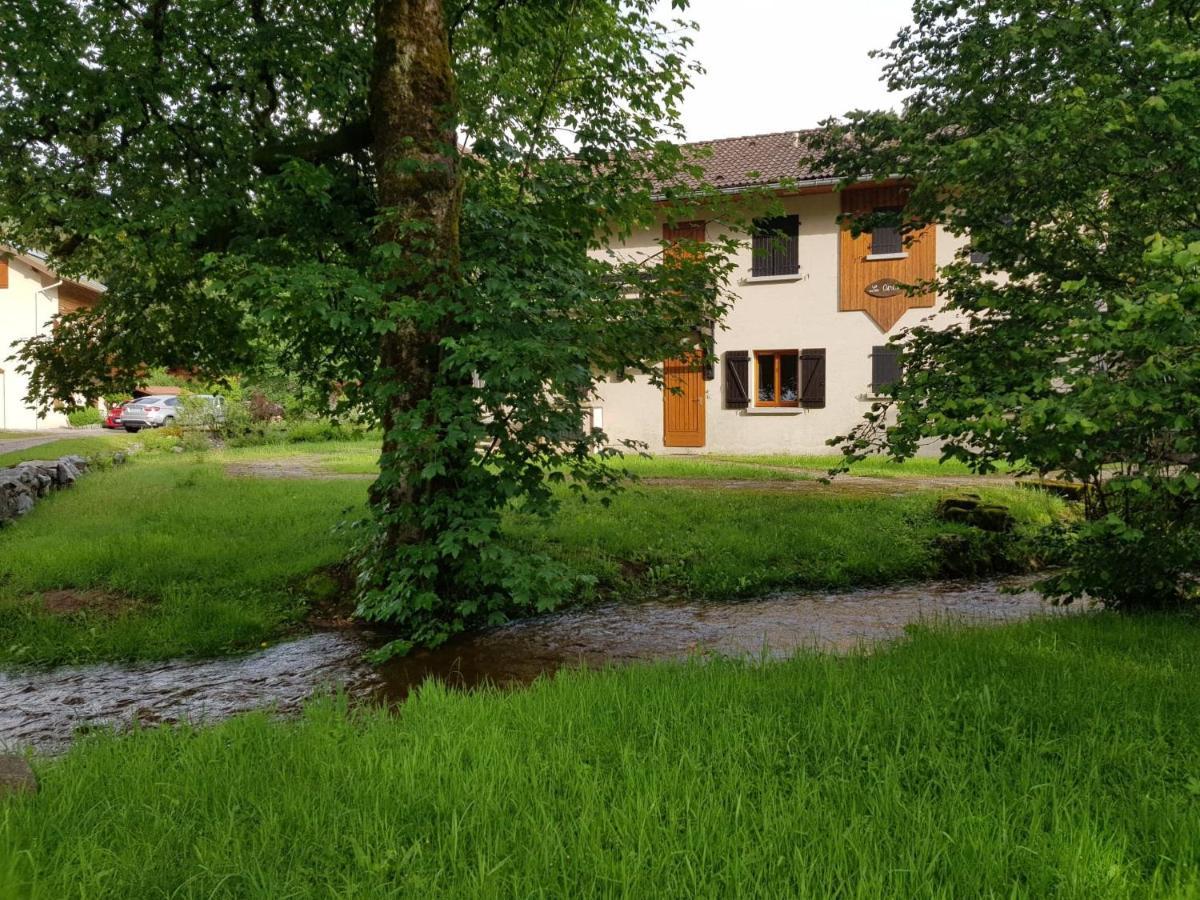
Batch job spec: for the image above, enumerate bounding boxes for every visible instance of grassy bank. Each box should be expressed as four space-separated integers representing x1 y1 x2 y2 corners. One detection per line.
0 447 1064 667
510 481 1060 599
1 614 1196 897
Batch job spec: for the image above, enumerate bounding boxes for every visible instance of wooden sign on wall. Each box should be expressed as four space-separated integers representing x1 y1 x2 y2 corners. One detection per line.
838 185 936 332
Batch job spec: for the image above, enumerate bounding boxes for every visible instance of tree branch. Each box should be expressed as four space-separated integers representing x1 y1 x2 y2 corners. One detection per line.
251 119 373 173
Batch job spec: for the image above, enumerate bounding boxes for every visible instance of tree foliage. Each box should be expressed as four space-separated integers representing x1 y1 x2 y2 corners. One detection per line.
1 0 745 647
817 0 1200 610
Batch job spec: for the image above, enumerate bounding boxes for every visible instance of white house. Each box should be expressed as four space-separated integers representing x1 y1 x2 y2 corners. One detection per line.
592 130 970 455
0 249 103 430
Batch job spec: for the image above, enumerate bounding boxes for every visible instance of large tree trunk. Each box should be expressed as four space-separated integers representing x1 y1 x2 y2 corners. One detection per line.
368 0 461 551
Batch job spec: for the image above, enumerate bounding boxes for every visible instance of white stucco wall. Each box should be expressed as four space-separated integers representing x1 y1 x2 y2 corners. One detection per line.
0 257 69 430
593 191 969 455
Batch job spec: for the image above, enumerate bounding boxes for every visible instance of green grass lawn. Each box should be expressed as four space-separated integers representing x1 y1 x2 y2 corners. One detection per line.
1 613 1196 897
0 445 1064 667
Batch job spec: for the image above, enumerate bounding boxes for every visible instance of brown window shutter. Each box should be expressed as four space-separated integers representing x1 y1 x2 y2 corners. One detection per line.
724 351 749 408
751 215 800 277
0 257 7 289
800 348 826 408
870 206 904 255
871 346 902 394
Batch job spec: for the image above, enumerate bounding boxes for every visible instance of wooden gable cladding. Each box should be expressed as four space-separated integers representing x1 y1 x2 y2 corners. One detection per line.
57 281 101 314
663 220 706 251
838 184 936 332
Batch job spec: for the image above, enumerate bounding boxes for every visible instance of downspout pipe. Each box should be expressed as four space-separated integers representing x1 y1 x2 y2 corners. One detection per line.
32 280 63 431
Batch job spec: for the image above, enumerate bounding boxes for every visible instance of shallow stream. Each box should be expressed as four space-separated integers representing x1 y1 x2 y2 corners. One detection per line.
0 575 1067 754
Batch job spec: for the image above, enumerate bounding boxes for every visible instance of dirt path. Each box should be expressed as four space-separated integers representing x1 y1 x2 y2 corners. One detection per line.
224 456 373 480
635 456 1020 495
0 435 65 456
0 428 124 459
224 454 1015 495
639 476 908 495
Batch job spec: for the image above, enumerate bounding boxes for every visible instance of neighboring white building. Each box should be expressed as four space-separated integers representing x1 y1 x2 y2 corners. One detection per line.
0 249 103 430
592 131 969 455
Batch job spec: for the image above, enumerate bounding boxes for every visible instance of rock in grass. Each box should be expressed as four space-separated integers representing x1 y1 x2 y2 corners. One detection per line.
935 495 1015 533
0 755 37 797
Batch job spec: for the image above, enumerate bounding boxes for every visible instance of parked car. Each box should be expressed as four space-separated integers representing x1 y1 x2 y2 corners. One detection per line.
121 396 180 432
103 399 135 429
122 394 226 432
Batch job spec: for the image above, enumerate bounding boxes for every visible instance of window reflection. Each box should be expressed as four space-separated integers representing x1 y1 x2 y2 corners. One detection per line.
780 354 798 402
758 354 776 402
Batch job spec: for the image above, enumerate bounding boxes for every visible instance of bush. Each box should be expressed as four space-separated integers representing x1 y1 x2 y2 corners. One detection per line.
217 410 375 447
283 420 371 444
66 407 103 428
248 391 285 422
136 430 181 453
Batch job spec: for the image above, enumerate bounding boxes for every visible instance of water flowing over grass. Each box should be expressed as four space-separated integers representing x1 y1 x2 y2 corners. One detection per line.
1 613 1196 897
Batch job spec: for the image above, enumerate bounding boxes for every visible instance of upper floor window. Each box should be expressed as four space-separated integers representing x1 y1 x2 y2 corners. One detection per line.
751 215 799 277
869 207 904 257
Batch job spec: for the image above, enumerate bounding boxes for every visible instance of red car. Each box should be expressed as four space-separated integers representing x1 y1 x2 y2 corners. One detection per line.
103 399 135 429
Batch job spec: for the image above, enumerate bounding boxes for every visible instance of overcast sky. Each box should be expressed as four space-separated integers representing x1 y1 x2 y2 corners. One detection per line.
659 0 914 141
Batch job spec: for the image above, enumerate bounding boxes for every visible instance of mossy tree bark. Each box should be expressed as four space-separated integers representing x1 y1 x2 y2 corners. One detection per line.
368 0 462 554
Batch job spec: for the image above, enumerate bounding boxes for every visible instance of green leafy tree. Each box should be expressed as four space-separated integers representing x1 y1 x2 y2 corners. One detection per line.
1 0 743 647
817 0 1200 610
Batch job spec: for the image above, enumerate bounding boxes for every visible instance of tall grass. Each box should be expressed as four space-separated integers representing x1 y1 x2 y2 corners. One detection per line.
1 614 1196 897
0 456 366 666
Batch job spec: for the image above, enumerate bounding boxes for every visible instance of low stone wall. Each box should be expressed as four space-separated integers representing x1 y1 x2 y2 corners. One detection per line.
0 454 115 525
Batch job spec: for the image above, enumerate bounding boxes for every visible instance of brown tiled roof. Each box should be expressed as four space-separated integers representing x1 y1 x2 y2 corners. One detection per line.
676 129 834 191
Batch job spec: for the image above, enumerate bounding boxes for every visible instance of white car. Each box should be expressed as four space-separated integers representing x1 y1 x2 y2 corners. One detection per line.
122 395 225 432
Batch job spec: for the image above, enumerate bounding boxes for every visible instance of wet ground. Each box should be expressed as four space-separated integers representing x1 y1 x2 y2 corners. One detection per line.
0 575 1070 754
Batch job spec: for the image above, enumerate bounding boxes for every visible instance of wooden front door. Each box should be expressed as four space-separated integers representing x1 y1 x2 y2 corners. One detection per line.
663 355 706 448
